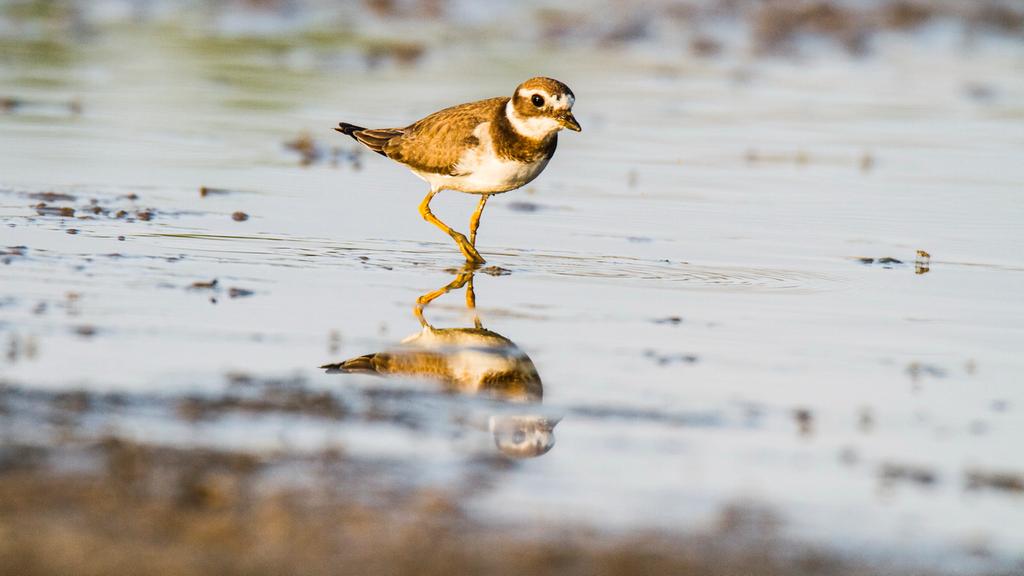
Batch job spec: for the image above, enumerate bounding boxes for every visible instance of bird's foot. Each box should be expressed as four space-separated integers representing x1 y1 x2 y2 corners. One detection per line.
450 232 486 265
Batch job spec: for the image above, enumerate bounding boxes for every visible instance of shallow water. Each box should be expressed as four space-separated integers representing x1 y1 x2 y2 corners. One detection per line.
2 6 1024 573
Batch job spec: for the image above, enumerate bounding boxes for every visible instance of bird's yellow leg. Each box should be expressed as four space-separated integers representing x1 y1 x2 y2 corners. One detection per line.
468 194 490 247
419 188 485 264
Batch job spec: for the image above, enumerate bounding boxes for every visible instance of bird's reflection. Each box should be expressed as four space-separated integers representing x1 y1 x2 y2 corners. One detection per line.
321 267 558 458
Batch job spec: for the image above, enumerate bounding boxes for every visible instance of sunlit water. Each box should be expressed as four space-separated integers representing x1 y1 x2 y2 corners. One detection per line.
2 10 1024 573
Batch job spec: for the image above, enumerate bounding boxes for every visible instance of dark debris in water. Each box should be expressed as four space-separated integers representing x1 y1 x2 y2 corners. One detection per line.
231 211 249 221
653 316 683 325
187 280 256 300
793 408 814 437
880 462 939 487
285 132 363 169
228 287 255 298
965 470 1024 494
0 96 82 116
644 349 699 366
5 333 39 363
177 387 347 421
73 325 97 337
199 186 234 197
690 35 723 57
35 204 75 217
855 256 911 269
27 191 77 202
2 245 28 265
906 362 947 381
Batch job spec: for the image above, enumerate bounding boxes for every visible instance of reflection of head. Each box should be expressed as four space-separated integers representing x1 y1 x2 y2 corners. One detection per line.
489 415 559 458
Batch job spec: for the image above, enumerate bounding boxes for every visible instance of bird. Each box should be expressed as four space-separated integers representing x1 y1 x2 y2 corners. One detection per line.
335 77 581 264
321 268 559 458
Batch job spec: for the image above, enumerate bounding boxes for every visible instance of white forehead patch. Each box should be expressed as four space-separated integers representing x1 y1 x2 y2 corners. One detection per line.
521 89 573 111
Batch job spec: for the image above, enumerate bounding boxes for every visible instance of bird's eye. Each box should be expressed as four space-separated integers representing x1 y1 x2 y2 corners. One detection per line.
513 430 526 443
531 94 544 107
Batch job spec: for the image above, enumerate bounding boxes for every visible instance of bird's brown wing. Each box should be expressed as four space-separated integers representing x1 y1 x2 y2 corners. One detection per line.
382 97 507 176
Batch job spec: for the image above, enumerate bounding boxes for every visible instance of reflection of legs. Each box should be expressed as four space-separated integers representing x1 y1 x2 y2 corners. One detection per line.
414 266 475 328
465 272 482 329
468 194 489 247
419 187 485 264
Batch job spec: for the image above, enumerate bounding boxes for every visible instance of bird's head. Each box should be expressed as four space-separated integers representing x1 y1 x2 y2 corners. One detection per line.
507 77 581 140
489 414 560 458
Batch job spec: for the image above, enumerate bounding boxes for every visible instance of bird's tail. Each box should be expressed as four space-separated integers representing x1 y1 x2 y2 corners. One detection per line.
320 353 381 374
334 122 404 156
335 122 365 137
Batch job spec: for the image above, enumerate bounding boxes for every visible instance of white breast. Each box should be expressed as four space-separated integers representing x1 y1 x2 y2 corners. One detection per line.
414 122 550 194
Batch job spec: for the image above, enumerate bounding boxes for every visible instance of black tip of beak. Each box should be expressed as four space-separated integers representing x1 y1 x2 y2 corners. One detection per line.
562 114 582 132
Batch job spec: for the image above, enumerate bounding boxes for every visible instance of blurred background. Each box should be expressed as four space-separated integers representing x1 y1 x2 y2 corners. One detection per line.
2 1 1023 575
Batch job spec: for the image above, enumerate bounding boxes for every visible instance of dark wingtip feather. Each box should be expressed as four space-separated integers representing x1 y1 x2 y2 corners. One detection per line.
321 353 379 374
336 122 365 137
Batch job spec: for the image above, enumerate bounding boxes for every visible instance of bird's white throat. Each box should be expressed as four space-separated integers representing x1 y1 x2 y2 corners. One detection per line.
505 100 561 141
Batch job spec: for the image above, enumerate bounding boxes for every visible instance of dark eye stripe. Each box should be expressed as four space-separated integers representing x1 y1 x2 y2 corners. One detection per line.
531 94 544 107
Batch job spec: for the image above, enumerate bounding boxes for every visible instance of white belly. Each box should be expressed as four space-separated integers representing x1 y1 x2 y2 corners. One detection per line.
414 122 551 194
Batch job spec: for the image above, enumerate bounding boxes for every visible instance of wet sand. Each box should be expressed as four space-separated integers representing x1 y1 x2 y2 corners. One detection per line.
2 1 1024 574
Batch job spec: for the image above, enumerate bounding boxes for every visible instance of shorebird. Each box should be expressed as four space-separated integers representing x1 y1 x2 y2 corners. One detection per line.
321 268 559 457
335 77 580 264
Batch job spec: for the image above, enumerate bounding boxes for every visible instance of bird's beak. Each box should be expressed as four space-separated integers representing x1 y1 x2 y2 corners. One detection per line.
541 416 562 430
559 112 581 132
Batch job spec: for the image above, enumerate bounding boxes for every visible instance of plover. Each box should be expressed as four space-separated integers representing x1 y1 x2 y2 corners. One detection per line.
320 268 558 457
335 77 581 264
